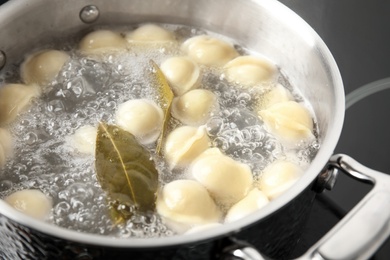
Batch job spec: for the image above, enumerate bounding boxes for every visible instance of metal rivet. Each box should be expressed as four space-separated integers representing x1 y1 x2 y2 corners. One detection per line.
313 167 339 193
0 51 6 71
79 5 100 24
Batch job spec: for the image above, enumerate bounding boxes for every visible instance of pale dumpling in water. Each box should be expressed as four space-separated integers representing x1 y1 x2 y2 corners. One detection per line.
125 24 175 42
0 128 13 167
181 35 239 66
190 148 253 208
160 56 201 96
258 101 314 145
164 125 210 169
156 180 221 232
20 50 70 86
115 99 163 145
171 89 219 126
258 160 303 200
4 189 52 220
225 188 269 223
224 55 277 87
68 125 97 155
185 223 223 235
0 84 41 125
79 30 127 54
257 83 293 110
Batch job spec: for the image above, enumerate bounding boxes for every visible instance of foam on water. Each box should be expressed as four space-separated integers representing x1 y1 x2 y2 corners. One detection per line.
0 24 320 238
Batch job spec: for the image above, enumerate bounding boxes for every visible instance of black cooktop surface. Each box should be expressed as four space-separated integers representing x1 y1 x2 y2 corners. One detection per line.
280 0 390 259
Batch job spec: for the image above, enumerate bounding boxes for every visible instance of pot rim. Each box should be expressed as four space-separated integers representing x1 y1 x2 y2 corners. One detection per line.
0 0 345 248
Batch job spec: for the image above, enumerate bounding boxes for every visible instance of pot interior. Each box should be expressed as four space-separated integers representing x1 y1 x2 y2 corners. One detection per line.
0 0 344 247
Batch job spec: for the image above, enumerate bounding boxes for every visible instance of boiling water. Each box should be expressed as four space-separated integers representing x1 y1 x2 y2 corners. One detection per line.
0 25 319 238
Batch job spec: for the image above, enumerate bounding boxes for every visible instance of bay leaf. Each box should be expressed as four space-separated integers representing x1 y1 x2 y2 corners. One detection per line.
150 60 174 155
95 122 159 223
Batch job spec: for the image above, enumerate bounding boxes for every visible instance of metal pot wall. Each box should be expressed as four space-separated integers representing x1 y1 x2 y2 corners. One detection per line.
0 0 389 259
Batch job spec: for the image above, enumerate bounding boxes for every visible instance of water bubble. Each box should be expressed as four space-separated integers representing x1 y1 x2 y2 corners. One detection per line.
106 101 116 109
47 100 65 114
222 129 242 145
20 119 30 126
228 108 261 128
213 137 229 151
0 180 13 192
229 122 237 129
252 153 264 162
241 129 252 141
24 132 38 145
77 211 93 224
26 179 37 188
106 85 122 97
206 117 224 136
67 78 84 98
55 88 71 99
311 141 320 150
64 178 75 186
132 83 143 96
97 112 113 122
241 148 253 160
87 101 99 109
70 197 84 210
119 226 132 238
19 175 28 182
58 190 69 200
250 126 266 141
68 183 95 201
238 92 251 103
165 230 174 236
54 201 71 216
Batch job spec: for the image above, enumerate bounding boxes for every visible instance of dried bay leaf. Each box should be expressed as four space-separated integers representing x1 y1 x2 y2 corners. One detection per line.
95 122 159 223
150 60 174 154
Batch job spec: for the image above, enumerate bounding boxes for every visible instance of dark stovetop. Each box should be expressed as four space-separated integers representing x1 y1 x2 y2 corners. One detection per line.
280 0 390 259
1 0 390 259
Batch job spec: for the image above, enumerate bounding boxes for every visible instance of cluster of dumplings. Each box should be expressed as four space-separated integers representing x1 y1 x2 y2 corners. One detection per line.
0 51 69 170
0 50 72 219
0 39 75 219
0 24 316 229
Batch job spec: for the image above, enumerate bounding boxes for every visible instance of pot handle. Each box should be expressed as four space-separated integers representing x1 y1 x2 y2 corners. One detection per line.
219 154 390 260
299 154 390 260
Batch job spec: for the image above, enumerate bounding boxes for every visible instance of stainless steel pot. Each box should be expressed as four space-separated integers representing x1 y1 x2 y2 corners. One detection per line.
0 0 389 259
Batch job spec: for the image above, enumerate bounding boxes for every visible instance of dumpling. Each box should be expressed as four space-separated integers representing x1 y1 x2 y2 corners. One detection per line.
181 35 239 66
257 83 293 110
190 148 253 208
0 128 13 167
258 101 314 144
68 125 97 155
79 30 127 53
0 84 41 125
4 189 52 220
20 50 70 86
125 24 175 42
171 89 219 126
156 180 221 232
224 55 277 87
164 125 210 169
160 56 201 96
258 160 303 200
115 99 163 145
185 223 222 235
225 188 269 223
